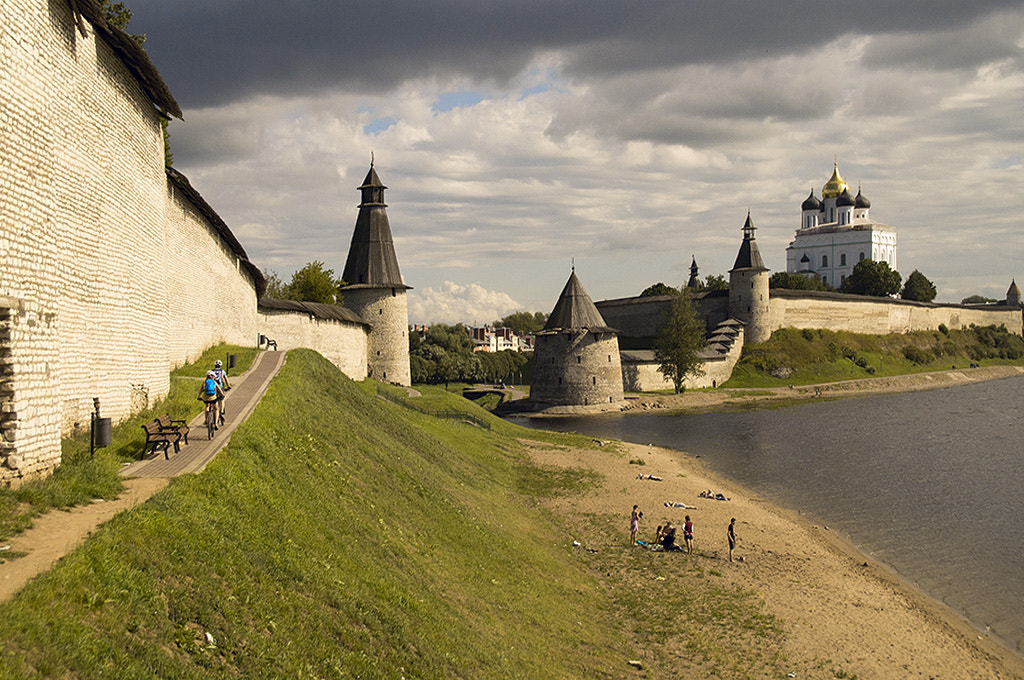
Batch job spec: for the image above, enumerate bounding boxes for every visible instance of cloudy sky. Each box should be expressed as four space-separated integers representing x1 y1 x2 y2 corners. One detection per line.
127 1 1024 324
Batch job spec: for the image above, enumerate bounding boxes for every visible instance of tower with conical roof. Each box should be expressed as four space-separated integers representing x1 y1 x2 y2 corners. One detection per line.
686 256 700 288
340 163 411 386
729 213 771 344
1007 280 1021 307
532 268 624 407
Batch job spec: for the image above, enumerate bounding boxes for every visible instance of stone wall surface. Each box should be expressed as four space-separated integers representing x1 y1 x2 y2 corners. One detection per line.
257 311 368 380
343 288 411 386
0 2 263 483
532 331 624 406
767 292 1023 337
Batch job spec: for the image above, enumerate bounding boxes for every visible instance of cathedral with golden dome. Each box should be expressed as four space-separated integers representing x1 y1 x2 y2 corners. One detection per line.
785 162 897 288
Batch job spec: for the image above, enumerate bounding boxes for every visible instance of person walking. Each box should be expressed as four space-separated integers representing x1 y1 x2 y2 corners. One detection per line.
630 505 641 546
727 518 738 562
683 515 694 554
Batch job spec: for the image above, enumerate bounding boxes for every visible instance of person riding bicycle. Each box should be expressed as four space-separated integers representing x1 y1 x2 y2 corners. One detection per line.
211 359 230 423
197 370 225 427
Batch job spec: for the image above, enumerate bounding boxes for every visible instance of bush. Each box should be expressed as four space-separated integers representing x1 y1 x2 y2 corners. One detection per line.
902 345 933 364
938 323 949 336
801 329 815 342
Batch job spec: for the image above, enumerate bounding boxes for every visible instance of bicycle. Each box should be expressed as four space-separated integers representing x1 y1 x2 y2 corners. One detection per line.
204 399 217 439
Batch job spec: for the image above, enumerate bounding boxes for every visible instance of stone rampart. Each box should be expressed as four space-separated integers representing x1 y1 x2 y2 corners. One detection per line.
0 2 263 484
768 290 1023 337
532 330 624 406
257 300 369 380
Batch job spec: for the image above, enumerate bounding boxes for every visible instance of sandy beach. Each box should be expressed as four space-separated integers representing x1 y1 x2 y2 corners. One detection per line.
523 434 1024 678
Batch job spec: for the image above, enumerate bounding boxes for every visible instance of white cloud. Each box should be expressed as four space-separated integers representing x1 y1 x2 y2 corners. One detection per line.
408 281 523 325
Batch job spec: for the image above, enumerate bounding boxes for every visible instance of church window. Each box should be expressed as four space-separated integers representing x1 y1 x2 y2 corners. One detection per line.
841 275 846 285
822 255 828 267
840 253 847 266
859 252 865 261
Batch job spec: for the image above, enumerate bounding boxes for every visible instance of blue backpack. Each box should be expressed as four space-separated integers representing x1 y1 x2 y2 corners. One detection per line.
203 378 218 396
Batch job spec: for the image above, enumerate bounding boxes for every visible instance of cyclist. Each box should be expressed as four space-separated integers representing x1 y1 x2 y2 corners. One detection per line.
197 370 224 427
211 359 231 424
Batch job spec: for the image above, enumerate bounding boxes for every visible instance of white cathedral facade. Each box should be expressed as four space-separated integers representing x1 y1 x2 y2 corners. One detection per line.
785 163 897 289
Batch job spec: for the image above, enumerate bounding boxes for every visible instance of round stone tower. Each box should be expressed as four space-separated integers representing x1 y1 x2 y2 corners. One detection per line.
729 213 771 344
532 269 624 407
340 163 412 386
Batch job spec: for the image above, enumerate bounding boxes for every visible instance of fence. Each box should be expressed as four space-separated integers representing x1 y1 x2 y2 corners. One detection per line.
376 388 492 430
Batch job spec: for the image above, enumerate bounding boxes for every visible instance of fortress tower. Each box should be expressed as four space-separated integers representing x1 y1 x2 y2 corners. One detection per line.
532 269 624 407
341 163 411 386
729 213 771 344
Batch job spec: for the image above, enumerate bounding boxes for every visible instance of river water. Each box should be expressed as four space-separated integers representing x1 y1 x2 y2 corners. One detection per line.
508 375 1024 655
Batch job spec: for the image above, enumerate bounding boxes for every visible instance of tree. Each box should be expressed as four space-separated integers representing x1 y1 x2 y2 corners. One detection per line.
262 269 286 298
769 271 835 292
901 270 937 302
640 282 678 297
284 261 344 305
962 294 997 305
840 259 901 297
654 288 707 393
493 311 547 334
700 274 729 292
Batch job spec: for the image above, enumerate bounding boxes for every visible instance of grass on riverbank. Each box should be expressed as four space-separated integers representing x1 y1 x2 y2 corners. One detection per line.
0 350 795 678
0 345 257 543
724 325 1024 388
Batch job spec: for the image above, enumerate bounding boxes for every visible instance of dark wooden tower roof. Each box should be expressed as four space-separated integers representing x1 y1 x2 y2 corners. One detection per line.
730 212 768 272
542 269 616 333
341 164 409 289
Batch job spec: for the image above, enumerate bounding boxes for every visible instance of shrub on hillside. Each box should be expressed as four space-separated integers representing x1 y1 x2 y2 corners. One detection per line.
902 345 933 364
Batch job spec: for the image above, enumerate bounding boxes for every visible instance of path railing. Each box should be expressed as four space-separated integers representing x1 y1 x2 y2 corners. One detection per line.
376 388 492 430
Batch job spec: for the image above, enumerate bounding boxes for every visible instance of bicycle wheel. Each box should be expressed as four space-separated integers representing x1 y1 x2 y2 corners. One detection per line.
206 405 216 439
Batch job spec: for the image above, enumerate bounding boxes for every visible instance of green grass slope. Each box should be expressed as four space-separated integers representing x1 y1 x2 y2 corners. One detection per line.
0 350 623 679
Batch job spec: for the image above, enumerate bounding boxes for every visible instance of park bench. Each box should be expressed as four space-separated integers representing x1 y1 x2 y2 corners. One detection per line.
156 413 189 445
141 418 183 459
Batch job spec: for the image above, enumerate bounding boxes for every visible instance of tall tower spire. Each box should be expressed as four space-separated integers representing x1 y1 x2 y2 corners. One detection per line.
729 213 771 344
340 163 412 385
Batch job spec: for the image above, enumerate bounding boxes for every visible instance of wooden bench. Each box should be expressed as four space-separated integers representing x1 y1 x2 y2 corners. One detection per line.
141 419 183 459
156 413 189 445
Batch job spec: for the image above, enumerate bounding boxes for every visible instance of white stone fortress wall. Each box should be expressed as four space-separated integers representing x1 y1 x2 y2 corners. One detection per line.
0 1 263 483
343 287 411 386
768 290 1023 337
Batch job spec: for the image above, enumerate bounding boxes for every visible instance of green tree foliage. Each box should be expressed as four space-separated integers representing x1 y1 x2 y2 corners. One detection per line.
640 282 679 297
262 270 286 298
901 270 937 302
410 324 531 386
493 311 548 334
654 288 707 393
700 274 729 292
961 294 997 305
282 261 345 305
839 259 902 297
769 271 835 292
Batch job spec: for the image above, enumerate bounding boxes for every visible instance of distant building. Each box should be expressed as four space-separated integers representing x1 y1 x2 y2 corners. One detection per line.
786 162 897 289
466 326 531 352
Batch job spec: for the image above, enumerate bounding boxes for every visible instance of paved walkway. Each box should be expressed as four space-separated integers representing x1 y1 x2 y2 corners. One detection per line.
0 350 285 602
122 349 285 478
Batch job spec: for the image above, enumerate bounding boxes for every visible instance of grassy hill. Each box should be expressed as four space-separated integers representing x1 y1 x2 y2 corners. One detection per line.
724 324 1024 387
1 350 632 678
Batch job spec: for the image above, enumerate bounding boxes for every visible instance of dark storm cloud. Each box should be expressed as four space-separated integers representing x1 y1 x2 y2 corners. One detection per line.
129 0 1020 108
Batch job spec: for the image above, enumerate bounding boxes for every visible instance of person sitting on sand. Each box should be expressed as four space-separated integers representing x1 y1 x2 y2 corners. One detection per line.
664 501 698 509
661 522 684 552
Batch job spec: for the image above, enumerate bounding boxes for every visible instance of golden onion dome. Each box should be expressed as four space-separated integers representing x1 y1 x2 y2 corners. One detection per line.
821 162 849 199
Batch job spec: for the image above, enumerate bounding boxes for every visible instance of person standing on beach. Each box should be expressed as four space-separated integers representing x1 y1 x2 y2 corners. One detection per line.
683 515 694 554
630 505 641 545
727 518 737 562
